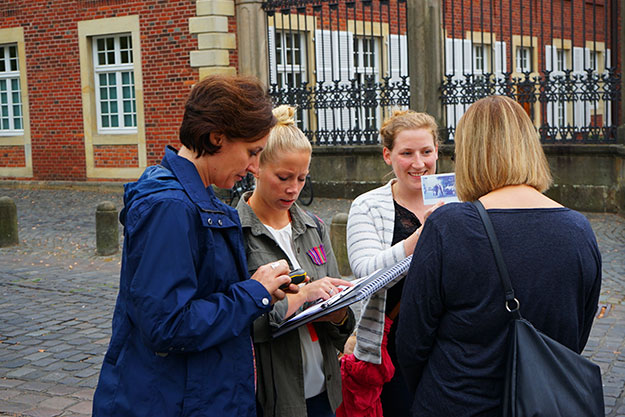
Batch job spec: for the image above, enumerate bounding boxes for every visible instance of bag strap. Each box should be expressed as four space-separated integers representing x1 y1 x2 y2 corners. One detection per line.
472 200 522 319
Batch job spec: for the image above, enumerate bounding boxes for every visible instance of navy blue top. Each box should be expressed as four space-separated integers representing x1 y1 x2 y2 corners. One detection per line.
396 202 602 416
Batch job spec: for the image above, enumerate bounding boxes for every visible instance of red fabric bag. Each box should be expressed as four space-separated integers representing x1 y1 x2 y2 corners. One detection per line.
336 317 395 417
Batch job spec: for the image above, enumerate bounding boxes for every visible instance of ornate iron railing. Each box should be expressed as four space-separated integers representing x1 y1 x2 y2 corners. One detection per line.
441 0 620 143
263 0 409 145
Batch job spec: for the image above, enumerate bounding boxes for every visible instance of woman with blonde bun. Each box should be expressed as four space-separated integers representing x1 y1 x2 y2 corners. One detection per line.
237 105 355 417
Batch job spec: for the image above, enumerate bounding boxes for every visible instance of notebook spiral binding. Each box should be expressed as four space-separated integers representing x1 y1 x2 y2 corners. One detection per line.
358 255 412 299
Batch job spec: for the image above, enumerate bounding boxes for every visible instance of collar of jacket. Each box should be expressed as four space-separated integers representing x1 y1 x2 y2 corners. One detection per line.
237 191 317 240
161 146 241 227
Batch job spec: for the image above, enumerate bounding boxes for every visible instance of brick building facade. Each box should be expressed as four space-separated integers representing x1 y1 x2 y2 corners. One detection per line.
0 0 238 181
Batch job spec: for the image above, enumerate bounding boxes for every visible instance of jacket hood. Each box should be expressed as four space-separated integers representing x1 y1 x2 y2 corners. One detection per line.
120 164 184 226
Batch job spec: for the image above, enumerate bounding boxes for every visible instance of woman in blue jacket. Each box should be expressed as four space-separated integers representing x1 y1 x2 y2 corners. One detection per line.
92 75 297 417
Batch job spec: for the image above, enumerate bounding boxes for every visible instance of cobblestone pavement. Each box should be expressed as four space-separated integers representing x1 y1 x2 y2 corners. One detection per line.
0 187 624 416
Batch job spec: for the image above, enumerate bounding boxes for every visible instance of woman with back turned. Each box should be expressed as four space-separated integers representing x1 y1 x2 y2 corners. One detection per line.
396 96 601 415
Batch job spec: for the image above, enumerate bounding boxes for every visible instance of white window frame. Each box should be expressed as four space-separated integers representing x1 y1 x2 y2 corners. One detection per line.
516 46 532 73
0 44 23 136
274 30 308 130
92 34 137 134
353 36 380 133
473 44 490 74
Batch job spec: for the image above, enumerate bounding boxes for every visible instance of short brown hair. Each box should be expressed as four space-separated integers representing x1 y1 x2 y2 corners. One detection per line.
454 95 552 202
179 75 276 156
379 110 439 150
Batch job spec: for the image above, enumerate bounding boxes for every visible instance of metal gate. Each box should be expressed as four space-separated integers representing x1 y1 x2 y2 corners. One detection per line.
441 0 620 143
262 0 410 145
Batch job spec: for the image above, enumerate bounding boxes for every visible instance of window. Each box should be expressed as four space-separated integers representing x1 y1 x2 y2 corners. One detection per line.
473 44 490 73
0 44 23 135
556 49 566 72
353 36 379 132
93 34 137 133
516 47 531 73
274 30 307 130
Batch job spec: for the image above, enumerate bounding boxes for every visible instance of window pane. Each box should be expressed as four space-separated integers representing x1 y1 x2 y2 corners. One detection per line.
123 100 131 113
106 37 114 50
97 38 105 51
110 101 118 113
107 51 115 65
109 86 117 100
102 115 109 128
2 119 8 130
0 80 6 92
14 117 22 130
11 78 19 91
101 101 109 114
124 114 132 126
13 104 21 116
122 72 130 84
111 115 119 127
122 86 131 99
98 52 106 66
100 86 108 100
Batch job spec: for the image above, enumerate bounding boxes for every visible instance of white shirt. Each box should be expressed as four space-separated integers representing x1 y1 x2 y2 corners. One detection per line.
264 222 326 398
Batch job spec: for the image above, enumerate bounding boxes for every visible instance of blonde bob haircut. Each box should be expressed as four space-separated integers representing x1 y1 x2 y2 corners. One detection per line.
260 105 312 165
379 110 439 150
454 95 552 202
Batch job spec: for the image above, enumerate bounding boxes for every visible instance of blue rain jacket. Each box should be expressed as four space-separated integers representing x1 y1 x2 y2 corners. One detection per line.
93 146 272 416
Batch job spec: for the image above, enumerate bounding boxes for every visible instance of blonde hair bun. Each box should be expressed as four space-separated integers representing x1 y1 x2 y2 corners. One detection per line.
273 104 296 127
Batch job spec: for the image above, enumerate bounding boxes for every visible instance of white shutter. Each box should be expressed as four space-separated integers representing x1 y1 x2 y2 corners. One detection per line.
605 50 611 126
337 31 354 131
462 39 472 76
267 26 277 85
494 41 506 78
573 47 589 128
315 29 334 134
389 34 408 82
545 45 554 127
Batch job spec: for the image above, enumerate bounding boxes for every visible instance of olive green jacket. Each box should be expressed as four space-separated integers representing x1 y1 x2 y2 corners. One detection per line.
237 193 355 417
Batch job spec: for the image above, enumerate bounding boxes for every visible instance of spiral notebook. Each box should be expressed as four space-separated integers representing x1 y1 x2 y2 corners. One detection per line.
272 256 413 338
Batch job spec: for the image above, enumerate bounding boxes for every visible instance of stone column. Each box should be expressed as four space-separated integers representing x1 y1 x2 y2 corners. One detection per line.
190 0 237 79
407 0 443 123
0 196 18 247
619 0 624 144
235 0 269 85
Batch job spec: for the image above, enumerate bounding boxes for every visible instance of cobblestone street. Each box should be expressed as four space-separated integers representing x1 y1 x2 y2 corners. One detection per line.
0 187 624 416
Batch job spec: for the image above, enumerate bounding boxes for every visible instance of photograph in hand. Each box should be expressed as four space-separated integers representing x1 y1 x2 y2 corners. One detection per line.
421 173 460 205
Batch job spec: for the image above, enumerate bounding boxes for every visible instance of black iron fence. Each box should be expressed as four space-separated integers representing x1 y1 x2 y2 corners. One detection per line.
263 0 621 145
262 0 409 145
441 0 620 143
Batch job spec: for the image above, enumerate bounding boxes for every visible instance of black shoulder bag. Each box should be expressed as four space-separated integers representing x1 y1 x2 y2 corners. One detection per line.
472 200 604 417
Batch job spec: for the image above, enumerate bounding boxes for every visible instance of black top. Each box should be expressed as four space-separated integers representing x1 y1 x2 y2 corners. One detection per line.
387 200 422 313
386 200 421 365
396 202 602 416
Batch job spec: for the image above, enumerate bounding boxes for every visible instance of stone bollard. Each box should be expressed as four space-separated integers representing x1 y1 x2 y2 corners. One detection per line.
96 201 119 256
0 196 19 247
330 212 352 277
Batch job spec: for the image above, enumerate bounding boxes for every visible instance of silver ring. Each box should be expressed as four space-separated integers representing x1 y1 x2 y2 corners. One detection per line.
270 262 280 270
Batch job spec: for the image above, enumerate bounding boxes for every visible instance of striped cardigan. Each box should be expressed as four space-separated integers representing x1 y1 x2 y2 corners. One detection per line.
346 179 408 364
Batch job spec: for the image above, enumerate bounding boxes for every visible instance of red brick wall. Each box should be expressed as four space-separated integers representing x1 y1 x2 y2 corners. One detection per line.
441 0 613 72
0 146 25 167
0 0 200 180
94 145 139 167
